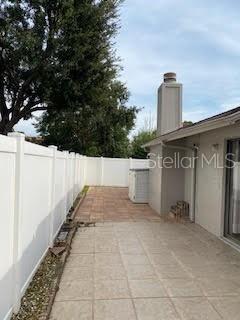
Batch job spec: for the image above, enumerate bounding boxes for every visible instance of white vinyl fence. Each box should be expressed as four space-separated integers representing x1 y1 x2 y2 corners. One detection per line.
0 133 149 320
85 157 149 187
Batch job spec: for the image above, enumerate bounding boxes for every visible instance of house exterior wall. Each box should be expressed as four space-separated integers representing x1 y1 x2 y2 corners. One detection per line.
149 145 163 213
160 147 185 214
148 123 240 238
148 145 185 215
183 149 195 220
193 124 240 237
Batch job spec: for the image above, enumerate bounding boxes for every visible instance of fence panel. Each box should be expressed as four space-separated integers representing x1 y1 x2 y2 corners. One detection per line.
0 132 149 320
102 158 130 187
85 157 102 186
0 134 84 320
132 159 149 169
84 157 150 187
21 142 52 292
0 137 16 320
53 152 67 237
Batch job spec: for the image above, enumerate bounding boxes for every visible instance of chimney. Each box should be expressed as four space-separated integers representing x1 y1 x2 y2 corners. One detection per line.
157 72 182 135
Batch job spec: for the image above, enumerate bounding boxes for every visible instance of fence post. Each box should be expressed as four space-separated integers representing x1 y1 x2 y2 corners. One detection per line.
78 154 82 191
129 157 133 169
73 153 77 199
75 154 80 196
79 155 83 191
84 156 87 186
8 132 25 313
48 145 57 247
65 151 70 212
70 152 75 205
62 151 68 221
101 156 104 186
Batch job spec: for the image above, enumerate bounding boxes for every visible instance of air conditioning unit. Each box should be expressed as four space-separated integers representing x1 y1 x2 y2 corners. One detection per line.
129 169 149 203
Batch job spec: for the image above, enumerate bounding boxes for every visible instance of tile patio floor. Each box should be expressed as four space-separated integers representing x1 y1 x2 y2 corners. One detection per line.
50 187 240 320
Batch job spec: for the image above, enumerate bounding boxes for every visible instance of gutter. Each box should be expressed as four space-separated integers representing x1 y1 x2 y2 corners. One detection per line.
143 111 240 148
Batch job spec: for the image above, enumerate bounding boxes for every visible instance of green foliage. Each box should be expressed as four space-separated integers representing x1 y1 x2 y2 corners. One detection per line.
37 81 138 157
0 0 63 133
34 0 138 157
130 129 156 159
0 0 138 151
183 120 193 127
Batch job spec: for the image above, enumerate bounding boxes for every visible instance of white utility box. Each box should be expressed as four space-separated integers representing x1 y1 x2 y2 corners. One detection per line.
129 169 149 203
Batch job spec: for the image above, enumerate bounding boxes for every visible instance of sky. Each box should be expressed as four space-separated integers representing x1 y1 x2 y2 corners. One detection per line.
16 0 240 135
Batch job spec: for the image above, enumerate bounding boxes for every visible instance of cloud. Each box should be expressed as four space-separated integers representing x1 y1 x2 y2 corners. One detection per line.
16 0 240 136
116 0 240 128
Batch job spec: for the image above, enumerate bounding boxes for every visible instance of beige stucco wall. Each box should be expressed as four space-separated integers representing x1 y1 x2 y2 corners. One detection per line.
148 145 162 213
149 144 185 216
149 124 240 237
160 147 185 214
193 124 239 236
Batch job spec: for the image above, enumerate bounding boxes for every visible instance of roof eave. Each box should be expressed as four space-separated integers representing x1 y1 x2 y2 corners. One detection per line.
142 111 240 148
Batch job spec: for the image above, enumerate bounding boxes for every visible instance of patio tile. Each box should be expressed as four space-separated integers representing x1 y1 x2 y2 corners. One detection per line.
172 297 222 320
209 296 240 319
71 242 94 254
55 280 93 301
94 265 126 280
94 299 136 320
129 279 168 298
50 301 92 320
94 279 130 299
53 187 240 320
198 278 240 296
66 254 94 268
95 253 123 266
119 244 145 254
125 264 158 280
162 279 204 297
61 267 93 282
148 253 178 265
155 264 192 279
134 298 180 320
173 251 207 266
144 244 169 254
122 254 150 265
95 242 119 253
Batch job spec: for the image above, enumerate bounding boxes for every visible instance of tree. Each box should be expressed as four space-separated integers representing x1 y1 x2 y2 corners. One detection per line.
37 80 138 157
183 120 193 127
0 0 134 136
35 0 139 157
130 129 156 159
0 0 60 134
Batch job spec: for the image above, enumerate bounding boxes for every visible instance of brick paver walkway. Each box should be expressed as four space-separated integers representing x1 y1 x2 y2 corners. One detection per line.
75 187 161 222
50 187 240 320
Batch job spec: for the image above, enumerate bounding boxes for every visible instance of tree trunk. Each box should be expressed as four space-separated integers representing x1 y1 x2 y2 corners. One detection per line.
0 121 14 135
0 114 18 135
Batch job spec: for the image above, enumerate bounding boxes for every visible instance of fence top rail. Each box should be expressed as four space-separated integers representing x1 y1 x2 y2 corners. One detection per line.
86 156 149 162
56 150 67 159
0 134 17 153
24 140 53 158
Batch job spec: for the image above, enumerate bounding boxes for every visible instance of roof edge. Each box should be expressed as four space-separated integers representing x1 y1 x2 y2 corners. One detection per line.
143 107 240 148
